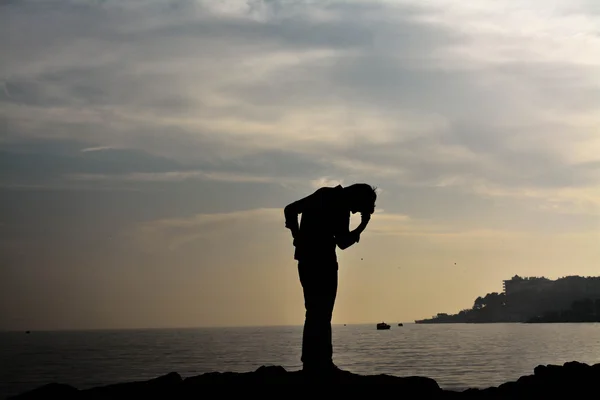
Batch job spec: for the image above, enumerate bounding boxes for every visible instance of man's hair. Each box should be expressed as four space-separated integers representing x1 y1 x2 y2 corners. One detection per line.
347 183 377 211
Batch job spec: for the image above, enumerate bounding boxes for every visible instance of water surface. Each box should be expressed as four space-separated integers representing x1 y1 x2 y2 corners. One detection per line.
2 323 599 398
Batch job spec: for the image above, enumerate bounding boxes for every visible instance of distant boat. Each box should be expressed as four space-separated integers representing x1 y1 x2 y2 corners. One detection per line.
398 323 403 327
377 322 390 330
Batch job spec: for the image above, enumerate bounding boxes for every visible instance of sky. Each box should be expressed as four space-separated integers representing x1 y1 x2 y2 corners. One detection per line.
1 0 599 331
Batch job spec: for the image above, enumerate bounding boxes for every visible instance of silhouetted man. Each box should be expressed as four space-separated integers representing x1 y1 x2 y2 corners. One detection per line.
284 183 377 374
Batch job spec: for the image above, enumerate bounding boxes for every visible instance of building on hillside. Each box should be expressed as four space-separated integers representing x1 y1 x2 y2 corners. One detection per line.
502 275 553 296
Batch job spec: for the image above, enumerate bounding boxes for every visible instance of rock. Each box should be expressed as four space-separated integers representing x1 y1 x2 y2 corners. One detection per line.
8 383 78 400
491 361 597 397
182 365 441 389
80 372 182 398
9 361 600 399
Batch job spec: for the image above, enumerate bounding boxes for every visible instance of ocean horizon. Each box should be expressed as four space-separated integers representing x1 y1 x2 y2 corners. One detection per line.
2 323 600 398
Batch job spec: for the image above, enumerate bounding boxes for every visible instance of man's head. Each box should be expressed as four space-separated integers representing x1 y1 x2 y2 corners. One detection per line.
344 183 377 215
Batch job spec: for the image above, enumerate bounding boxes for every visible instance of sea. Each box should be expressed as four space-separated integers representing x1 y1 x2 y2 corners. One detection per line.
2 323 600 398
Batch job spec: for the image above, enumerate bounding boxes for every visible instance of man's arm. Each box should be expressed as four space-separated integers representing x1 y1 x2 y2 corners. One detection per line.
284 190 319 238
336 212 371 250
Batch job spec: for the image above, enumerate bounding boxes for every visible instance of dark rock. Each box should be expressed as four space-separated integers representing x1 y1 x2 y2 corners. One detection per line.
563 361 590 376
80 372 182 398
8 383 78 400
533 363 564 382
182 365 441 389
10 361 600 399
481 361 598 398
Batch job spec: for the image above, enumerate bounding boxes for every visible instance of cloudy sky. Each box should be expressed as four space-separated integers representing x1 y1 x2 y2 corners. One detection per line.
1 0 599 331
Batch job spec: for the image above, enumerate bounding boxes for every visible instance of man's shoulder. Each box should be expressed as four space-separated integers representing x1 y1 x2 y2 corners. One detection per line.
316 185 343 195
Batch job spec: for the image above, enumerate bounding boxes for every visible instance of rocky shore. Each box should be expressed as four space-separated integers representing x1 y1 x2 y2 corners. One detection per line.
9 361 599 399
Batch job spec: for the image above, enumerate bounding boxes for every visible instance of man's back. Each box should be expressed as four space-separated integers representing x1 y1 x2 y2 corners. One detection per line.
291 186 349 262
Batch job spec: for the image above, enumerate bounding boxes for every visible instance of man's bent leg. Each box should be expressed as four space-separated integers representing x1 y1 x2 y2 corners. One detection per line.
298 259 338 369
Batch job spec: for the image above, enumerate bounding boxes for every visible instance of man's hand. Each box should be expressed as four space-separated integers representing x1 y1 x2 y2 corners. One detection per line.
360 212 371 225
336 212 371 250
356 212 371 234
290 227 300 240
337 230 360 249
289 228 298 246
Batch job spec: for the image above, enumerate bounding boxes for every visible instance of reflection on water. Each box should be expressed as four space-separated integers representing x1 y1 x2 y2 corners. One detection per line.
1 323 600 397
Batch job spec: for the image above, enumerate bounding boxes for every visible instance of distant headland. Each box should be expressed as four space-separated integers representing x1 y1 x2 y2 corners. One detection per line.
415 275 600 324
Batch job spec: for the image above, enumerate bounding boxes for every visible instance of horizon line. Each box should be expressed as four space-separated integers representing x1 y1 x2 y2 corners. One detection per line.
0 322 417 333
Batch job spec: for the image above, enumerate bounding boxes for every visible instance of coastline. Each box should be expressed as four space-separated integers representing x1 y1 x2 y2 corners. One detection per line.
9 361 599 399
414 275 600 325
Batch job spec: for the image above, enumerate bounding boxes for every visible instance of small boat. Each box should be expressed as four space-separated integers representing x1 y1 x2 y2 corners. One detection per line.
377 322 390 330
398 323 403 327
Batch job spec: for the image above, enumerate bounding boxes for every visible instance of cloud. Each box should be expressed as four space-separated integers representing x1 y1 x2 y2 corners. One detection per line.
0 141 191 189
470 181 600 216
142 207 283 230
310 177 344 188
0 81 9 97
1 0 599 217
80 146 117 152
67 170 290 184
132 207 423 252
5 0 600 331
130 207 284 251
129 206 543 256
